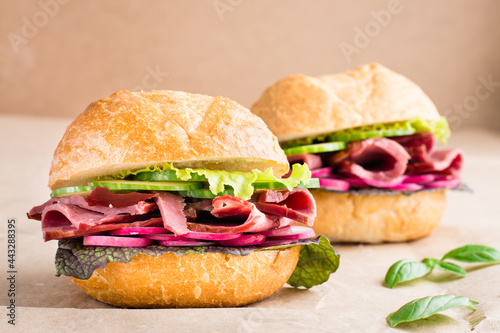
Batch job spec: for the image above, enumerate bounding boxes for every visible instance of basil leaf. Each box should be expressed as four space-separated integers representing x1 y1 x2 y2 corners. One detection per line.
287 236 340 288
385 259 433 288
442 244 500 263
387 294 479 327
433 261 467 276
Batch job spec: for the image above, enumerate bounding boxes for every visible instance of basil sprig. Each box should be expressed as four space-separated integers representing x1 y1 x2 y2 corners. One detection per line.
387 294 479 327
385 244 500 288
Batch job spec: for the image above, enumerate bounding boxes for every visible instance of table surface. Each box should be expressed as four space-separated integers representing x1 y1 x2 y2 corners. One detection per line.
1 114 499 332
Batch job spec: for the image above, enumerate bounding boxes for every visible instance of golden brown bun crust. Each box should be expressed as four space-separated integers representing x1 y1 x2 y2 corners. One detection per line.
49 90 288 189
311 190 446 243
70 247 300 308
251 63 441 142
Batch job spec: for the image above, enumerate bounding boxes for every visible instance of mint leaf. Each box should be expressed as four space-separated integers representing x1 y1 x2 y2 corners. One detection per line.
442 244 500 263
385 259 433 288
387 294 478 327
286 236 340 288
55 236 339 288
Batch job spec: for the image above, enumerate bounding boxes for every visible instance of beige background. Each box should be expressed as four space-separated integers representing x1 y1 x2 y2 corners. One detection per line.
1 0 500 132
1 2 500 331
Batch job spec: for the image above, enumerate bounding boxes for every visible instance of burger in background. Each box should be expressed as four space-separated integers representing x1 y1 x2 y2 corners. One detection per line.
251 63 464 243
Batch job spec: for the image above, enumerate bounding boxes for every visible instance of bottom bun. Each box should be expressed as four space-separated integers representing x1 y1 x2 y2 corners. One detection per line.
70 246 300 308
311 189 446 243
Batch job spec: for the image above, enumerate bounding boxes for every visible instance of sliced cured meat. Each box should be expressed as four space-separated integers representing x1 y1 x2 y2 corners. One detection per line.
86 187 156 208
266 188 316 227
405 149 462 178
330 137 410 183
392 132 434 162
43 217 163 241
253 202 309 224
287 153 323 171
188 195 281 234
155 192 189 235
41 204 105 230
183 199 213 221
190 189 317 233
392 132 463 179
40 201 161 231
28 192 156 221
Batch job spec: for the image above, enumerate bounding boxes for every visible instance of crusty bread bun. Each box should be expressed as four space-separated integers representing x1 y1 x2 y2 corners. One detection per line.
50 90 288 190
70 247 300 308
251 63 448 243
251 63 440 142
311 190 446 243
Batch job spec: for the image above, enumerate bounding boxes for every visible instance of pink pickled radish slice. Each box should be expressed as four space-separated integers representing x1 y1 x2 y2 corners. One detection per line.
389 183 423 191
311 167 333 178
319 178 350 191
403 174 436 184
83 235 154 247
345 178 370 188
361 176 405 188
266 226 315 240
183 232 243 241
260 226 292 237
109 227 170 236
158 239 216 246
141 233 188 241
423 178 460 189
257 239 295 247
218 234 266 246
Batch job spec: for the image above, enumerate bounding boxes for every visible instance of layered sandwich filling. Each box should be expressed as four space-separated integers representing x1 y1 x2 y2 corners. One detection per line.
281 117 463 192
29 164 318 245
28 164 340 288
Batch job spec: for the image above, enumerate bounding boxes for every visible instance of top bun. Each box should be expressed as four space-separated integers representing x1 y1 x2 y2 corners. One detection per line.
49 90 289 190
251 63 441 142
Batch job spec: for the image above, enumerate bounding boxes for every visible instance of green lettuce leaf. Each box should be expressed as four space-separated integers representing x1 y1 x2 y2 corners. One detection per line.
286 235 340 288
55 236 339 288
96 163 311 200
281 116 451 149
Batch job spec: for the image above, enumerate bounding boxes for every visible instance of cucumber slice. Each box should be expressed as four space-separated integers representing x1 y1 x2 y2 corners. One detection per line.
179 188 235 199
133 170 208 182
253 178 319 190
284 142 345 155
90 180 203 191
51 186 95 198
180 178 320 198
326 126 415 143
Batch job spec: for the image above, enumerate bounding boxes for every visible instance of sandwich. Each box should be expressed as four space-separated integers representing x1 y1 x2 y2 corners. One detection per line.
27 90 340 308
251 63 464 243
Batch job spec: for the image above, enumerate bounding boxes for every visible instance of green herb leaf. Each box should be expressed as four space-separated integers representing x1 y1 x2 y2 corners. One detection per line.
442 244 500 263
385 259 433 288
433 261 467 277
55 236 339 289
286 236 340 288
387 294 478 327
